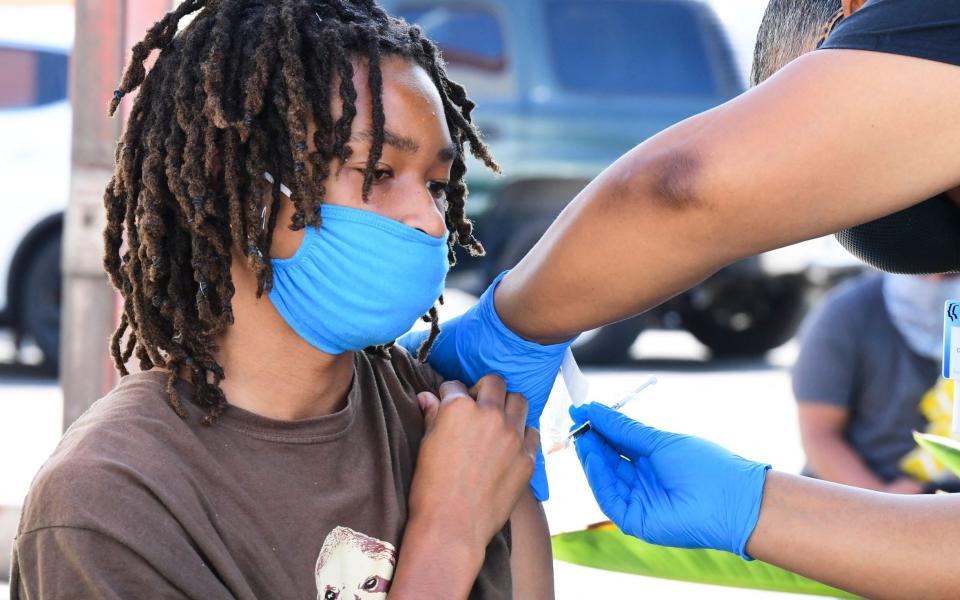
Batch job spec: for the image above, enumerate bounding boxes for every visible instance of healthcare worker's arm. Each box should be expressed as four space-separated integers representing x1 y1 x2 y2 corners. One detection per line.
495 49 960 343
748 471 960 600
572 402 960 600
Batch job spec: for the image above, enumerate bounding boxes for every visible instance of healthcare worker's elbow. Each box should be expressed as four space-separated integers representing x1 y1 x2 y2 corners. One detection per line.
595 137 713 218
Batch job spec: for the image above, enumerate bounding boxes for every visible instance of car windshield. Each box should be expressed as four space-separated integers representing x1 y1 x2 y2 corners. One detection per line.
546 0 719 96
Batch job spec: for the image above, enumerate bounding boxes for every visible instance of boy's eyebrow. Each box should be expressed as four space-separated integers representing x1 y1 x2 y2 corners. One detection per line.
355 129 419 153
355 129 457 162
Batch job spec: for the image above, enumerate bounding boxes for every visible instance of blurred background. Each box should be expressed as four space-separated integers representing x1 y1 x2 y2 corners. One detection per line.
0 0 878 597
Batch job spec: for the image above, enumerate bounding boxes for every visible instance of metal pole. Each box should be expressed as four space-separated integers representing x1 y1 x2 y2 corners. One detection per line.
61 0 126 430
61 0 173 430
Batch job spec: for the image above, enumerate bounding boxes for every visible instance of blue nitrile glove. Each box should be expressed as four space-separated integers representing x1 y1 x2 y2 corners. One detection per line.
398 271 575 501
571 403 771 559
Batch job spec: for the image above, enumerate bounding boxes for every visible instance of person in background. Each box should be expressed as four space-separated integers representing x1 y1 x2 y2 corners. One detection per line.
754 0 958 494
793 274 960 493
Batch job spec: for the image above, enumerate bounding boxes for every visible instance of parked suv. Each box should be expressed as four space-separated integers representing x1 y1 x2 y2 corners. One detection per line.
384 0 855 362
0 7 71 366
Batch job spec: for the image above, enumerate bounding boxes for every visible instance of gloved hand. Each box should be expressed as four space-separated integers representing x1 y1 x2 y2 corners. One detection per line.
571 402 770 559
398 271 575 501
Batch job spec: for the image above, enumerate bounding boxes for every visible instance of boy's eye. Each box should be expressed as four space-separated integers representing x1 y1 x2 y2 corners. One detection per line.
357 167 393 182
427 181 448 201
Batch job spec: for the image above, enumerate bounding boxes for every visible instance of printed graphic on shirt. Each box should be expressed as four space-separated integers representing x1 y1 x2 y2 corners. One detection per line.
315 526 396 600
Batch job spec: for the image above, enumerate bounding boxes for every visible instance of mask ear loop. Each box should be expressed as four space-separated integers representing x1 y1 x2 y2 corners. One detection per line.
262 171 294 229
816 8 845 48
263 171 292 198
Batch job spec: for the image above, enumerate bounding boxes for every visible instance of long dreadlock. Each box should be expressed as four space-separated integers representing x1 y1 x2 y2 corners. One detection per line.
103 0 499 423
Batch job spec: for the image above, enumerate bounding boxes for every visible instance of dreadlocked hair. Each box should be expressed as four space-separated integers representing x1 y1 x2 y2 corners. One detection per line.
103 0 499 423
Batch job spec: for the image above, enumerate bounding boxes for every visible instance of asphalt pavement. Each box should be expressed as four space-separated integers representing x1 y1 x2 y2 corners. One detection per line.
0 329 814 599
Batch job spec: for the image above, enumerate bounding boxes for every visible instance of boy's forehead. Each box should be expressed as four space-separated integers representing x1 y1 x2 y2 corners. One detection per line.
329 55 451 146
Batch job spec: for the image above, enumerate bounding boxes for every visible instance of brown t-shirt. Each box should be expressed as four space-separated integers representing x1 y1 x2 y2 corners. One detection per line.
10 349 511 599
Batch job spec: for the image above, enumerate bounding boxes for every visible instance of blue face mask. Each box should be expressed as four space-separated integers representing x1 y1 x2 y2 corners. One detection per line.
269 204 449 354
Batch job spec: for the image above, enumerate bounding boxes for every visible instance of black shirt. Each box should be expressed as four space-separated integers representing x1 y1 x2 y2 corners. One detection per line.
820 0 960 67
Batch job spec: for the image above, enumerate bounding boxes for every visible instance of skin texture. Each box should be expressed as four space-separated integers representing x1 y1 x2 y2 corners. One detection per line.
217 56 549 599
495 49 960 342
508 486 556 599
797 403 923 493
747 472 960 599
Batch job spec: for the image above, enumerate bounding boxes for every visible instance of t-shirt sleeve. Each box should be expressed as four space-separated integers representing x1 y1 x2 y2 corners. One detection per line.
819 0 960 67
413 360 443 395
791 285 866 409
11 527 189 600
388 345 443 395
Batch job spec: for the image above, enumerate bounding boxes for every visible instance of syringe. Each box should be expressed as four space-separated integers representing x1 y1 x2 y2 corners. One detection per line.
565 375 658 444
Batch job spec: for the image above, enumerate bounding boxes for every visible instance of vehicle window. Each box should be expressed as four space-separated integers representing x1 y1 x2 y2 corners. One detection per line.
396 6 505 72
395 5 514 100
546 0 718 96
0 47 69 109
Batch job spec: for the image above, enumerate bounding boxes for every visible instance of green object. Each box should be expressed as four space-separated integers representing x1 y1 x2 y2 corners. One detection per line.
913 432 960 477
552 525 860 598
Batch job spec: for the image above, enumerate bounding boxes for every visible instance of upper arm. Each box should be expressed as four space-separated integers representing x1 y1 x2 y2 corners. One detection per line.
508 489 554 600
501 49 960 341
679 50 960 259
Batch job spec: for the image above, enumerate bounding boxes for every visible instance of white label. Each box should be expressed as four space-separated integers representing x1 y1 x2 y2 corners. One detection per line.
945 301 960 380
561 348 590 407
948 326 960 380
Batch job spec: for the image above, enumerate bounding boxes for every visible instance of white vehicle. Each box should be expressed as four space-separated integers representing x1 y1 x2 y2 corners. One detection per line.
0 5 73 365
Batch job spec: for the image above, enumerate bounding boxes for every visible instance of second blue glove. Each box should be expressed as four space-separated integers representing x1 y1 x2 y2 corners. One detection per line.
571 402 770 559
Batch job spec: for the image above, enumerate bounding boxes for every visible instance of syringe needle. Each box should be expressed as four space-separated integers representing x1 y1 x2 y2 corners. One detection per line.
565 376 658 444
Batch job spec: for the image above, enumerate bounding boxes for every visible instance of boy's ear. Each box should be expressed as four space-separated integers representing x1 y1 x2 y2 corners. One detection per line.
841 0 869 17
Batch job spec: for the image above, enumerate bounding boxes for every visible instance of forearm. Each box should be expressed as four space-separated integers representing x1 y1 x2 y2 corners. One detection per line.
802 432 886 491
746 471 960 599
391 516 486 600
509 489 554 600
497 51 960 342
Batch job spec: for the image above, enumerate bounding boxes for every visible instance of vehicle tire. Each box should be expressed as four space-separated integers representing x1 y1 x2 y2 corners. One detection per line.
571 316 645 366
682 274 808 358
19 234 62 366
